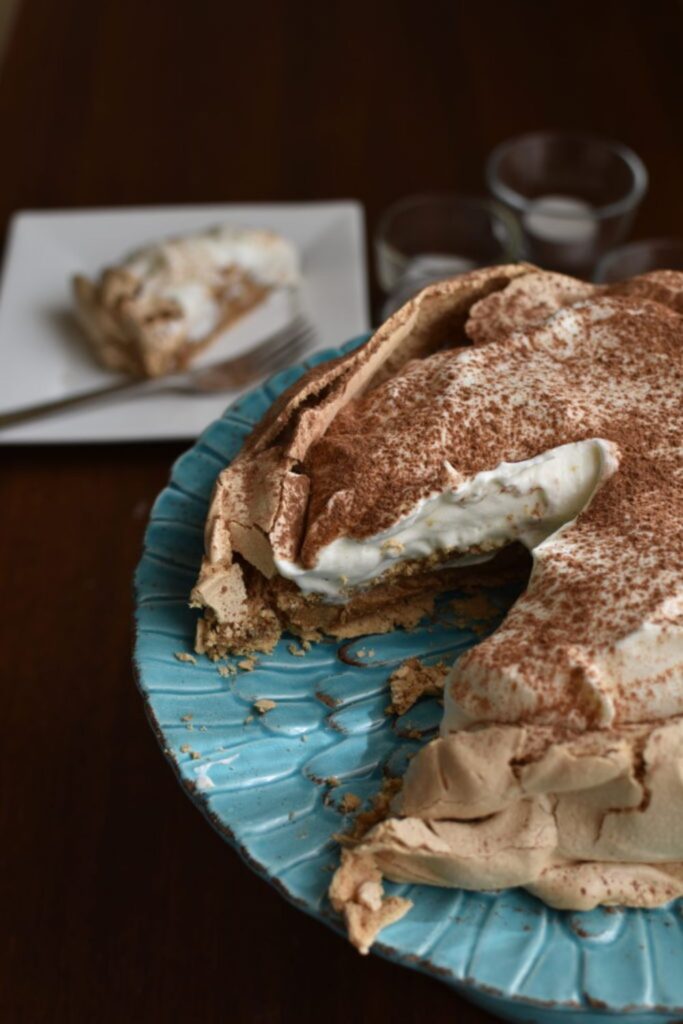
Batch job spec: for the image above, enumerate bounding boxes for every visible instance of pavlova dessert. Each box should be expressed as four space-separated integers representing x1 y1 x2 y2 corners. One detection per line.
189 263 683 952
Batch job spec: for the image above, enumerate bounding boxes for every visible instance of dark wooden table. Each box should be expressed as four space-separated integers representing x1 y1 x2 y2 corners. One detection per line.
2 2 683 1021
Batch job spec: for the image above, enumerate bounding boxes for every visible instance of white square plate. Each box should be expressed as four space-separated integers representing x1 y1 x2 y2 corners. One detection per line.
0 202 369 443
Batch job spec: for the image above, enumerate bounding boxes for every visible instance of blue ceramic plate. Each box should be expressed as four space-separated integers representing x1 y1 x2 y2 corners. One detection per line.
134 339 683 1024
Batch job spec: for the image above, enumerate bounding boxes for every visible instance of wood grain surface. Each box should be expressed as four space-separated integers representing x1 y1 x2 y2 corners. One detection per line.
2 1 682 1021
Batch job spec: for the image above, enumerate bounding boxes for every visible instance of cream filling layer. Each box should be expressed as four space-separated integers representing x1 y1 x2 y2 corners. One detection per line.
274 438 619 601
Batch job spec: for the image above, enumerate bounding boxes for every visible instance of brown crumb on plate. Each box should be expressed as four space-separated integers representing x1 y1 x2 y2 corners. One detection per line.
387 657 448 716
450 593 499 632
339 792 362 814
341 776 403 842
253 698 277 714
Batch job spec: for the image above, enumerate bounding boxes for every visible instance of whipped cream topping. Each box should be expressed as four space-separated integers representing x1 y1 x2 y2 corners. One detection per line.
274 438 618 600
124 225 300 341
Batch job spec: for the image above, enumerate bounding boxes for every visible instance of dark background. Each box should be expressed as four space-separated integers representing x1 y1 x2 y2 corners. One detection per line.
2 2 683 1021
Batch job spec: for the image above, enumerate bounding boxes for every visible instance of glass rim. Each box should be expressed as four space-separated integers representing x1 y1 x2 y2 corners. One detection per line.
593 236 683 282
375 191 522 255
485 132 649 222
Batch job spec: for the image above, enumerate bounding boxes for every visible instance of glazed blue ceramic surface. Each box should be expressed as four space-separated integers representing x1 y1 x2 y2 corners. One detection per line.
134 338 683 1024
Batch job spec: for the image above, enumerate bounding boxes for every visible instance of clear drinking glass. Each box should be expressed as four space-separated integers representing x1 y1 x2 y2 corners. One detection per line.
594 237 683 283
374 194 521 317
486 132 648 278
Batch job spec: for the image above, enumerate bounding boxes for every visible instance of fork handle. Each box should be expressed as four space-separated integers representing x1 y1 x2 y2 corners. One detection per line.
0 375 168 429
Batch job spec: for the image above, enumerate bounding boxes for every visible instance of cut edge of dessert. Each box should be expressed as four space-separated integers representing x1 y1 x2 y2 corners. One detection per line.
73 224 300 377
188 261 683 953
191 262 537 658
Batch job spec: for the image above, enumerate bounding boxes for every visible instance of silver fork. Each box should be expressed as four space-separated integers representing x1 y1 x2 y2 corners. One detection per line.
0 314 316 429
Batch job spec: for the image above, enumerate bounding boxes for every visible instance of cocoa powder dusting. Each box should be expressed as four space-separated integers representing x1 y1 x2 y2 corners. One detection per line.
296 273 683 731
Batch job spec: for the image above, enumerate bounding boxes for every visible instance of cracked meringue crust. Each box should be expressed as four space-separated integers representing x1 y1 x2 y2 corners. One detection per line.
331 717 683 954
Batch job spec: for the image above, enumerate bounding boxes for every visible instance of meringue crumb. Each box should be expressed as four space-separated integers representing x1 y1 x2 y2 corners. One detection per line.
450 593 499 630
381 539 405 555
218 664 235 678
244 715 254 725
288 643 306 657
302 640 312 651
238 657 257 671
254 698 277 714
339 792 362 814
388 657 448 716
327 776 340 788
180 714 193 722
190 751 201 761
357 880 382 911
174 651 196 664
180 743 192 753
344 776 403 841
329 848 412 955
